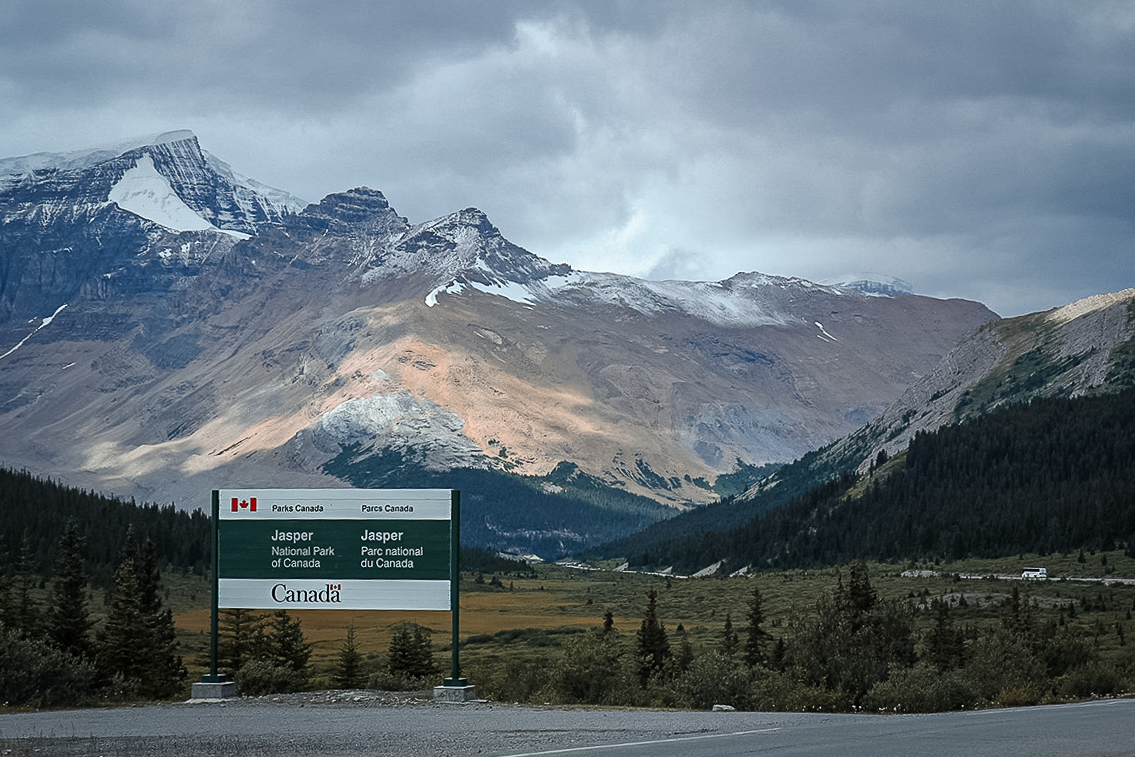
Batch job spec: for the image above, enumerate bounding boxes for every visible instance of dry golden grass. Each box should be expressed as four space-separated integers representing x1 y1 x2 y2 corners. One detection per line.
174 553 1135 684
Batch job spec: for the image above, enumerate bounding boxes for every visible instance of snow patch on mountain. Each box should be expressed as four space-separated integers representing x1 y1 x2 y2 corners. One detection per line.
1 130 305 230
108 155 232 234
201 150 308 217
821 273 914 297
0 304 68 361
427 269 838 328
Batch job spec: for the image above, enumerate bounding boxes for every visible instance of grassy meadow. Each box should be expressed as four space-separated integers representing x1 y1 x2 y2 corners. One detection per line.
170 549 1135 696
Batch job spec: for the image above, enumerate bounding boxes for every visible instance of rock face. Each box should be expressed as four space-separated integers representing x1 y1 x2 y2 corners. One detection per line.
0 132 997 519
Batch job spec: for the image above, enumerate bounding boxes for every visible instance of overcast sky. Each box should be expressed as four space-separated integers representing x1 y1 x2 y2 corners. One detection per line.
2 1 1134 316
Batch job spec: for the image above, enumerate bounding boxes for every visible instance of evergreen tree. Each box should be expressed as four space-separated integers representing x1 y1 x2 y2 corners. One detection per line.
602 609 615 635
0 539 10 625
217 609 267 676
1001 585 1035 641
743 585 772 668
266 610 313 684
387 622 438 679
635 589 670 685
136 539 187 698
9 533 41 638
838 561 878 630
333 626 367 689
768 637 787 672
95 531 187 699
786 563 915 706
95 543 147 687
924 598 965 672
47 520 93 659
719 613 740 659
671 623 694 675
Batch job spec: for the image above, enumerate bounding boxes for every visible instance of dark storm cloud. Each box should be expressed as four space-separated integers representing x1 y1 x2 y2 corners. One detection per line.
0 0 522 107
1 1 1133 316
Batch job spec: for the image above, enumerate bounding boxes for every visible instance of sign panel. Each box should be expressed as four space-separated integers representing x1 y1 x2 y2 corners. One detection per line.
216 488 453 611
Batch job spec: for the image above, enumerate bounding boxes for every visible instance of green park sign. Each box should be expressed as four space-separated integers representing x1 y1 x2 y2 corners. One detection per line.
200 488 469 695
215 488 457 611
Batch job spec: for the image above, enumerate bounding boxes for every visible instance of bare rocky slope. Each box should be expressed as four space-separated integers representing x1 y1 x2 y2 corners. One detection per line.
0 133 995 547
592 288 1135 564
740 287 1135 504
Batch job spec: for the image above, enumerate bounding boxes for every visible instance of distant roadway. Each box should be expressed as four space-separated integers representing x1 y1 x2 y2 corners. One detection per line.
1 695 1132 756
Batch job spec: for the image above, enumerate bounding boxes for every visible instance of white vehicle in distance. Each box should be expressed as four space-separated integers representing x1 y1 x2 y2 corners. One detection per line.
1021 567 1048 580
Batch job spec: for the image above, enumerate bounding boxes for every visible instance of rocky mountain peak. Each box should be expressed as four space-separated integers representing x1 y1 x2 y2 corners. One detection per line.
292 187 409 235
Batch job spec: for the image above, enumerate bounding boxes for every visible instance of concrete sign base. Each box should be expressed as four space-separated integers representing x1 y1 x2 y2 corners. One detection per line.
433 684 478 702
190 680 238 700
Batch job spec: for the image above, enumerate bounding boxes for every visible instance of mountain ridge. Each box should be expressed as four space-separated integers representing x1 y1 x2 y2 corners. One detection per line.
593 286 1135 565
0 132 997 552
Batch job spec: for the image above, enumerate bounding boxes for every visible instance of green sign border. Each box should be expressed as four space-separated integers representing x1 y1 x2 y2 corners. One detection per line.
204 489 465 688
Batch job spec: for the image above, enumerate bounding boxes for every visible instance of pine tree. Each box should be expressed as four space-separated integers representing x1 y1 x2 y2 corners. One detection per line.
839 560 878 631
95 544 147 686
387 622 438 679
266 610 313 684
768 637 787 671
719 612 739 659
96 530 187 699
136 539 187 698
672 622 694 674
743 585 772 668
218 609 267 676
333 626 366 689
924 598 965 672
602 610 615 635
47 520 93 659
635 589 670 685
9 533 41 638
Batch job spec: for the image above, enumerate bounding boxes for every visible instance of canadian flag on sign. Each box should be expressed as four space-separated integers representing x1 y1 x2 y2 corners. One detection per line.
231 497 257 513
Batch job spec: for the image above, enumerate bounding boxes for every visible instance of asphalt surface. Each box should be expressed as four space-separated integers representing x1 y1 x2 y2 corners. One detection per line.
0 693 1132 756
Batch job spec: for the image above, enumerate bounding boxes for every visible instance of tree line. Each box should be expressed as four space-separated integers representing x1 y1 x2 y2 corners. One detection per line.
625 389 1135 573
472 562 1129 711
0 466 210 585
0 521 186 707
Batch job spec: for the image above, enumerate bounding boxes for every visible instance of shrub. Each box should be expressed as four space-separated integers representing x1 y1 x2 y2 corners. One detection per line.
863 663 977 713
962 630 1046 704
994 684 1043 708
549 629 637 705
750 670 847 712
0 624 97 708
237 660 306 695
1058 661 1124 699
669 652 755 710
466 658 549 704
367 669 437 692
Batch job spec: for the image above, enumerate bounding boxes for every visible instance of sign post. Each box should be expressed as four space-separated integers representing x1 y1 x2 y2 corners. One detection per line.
192 488 472 701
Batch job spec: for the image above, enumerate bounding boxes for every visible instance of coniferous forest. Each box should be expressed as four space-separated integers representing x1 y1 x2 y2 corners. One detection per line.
625 389 1135 573
0 468 210 586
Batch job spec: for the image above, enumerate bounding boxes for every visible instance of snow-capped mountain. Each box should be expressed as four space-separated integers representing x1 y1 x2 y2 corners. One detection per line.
0 133 997 551
0 129 306 230
0 130 305 326
820 273 915 297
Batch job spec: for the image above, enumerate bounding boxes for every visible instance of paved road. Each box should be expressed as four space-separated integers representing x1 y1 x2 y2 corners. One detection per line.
0 696 1132 756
